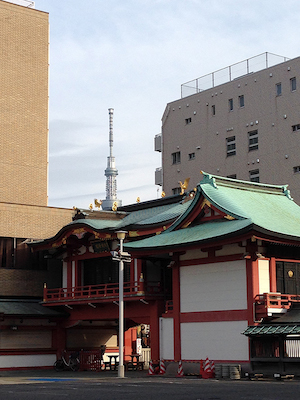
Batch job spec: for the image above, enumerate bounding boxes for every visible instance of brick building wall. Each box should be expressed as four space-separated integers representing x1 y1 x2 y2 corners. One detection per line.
0 203 73 239
0 1 49 206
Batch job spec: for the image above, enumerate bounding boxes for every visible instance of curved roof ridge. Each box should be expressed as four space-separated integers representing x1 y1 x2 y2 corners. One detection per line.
200 171 292 200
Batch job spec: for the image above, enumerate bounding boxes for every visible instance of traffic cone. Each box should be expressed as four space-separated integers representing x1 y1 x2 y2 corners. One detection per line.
176 360 184 377
199 359 204 378
202 357 211 379
159 359 166 375
148 360 155 375
210 360 215 378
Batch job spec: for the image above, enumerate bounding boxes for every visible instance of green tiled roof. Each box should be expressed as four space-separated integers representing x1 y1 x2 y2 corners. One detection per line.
126 219 252 250
125 172 300 251
0 299 67 317
115 202 188 228
67 218 121 231
200 173 300 238
243 324 300 336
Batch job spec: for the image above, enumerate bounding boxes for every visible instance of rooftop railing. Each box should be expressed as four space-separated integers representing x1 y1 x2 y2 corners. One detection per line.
181 52 290 98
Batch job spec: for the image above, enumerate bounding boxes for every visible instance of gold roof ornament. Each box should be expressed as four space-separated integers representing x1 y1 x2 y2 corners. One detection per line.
94 199 103 210
136 197 141 203
112 201 118 211
179 178 190 195
161 191 166 197
89 203 93 210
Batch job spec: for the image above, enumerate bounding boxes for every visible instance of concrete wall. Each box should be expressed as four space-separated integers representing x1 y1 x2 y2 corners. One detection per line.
161 56 300 205
159 317 174 360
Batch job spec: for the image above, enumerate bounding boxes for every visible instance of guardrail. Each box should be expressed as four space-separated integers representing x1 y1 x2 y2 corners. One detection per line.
44 281 163 303
255 292 300 319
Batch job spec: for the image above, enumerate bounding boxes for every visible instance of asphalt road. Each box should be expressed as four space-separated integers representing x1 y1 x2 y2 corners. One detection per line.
1 376 300 400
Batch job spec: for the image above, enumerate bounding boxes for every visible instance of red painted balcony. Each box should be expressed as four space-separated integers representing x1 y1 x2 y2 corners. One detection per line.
254 292 300 320
43 280 164 306
164 300 173 314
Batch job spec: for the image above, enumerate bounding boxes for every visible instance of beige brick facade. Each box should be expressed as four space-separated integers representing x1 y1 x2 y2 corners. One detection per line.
0 1 49 206
0 2 75 298
0 202 73 239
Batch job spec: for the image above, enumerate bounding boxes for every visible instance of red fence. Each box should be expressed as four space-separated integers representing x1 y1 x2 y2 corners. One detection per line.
44 281 163 303
255 292 300 318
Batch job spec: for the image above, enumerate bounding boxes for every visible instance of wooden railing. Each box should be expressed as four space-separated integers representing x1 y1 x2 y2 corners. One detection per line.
255 292 300 319
43 281 163 303
165 300 173 314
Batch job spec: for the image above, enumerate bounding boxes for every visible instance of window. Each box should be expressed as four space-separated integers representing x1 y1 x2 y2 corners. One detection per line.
188 152 195 160
276 261 300 295
226 136 236 157
276 83 282 96
292 124 300 132
249 169 259 183
227 174 237 179
239 95 244 108
228 98 233 111
172 187 181 195
293 166 300 173
172 151 181 164
248 130 258 151
212 105 216 116
291 77 297 92
185 117 192 125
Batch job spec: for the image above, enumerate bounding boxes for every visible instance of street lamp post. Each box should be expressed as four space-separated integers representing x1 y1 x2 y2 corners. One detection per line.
112 231 131 378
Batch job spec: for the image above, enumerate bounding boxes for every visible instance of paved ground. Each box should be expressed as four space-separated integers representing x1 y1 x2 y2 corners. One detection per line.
1 370 300 400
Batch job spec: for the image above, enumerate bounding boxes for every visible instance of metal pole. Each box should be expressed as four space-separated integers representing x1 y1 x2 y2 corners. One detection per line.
118 237 125 378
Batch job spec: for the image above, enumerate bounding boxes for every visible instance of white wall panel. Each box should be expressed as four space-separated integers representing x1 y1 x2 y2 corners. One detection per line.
159 318 174 361
258 259 270 294
181 320 249 361
0 354 56 368
180 260 247 312
63 261 67 288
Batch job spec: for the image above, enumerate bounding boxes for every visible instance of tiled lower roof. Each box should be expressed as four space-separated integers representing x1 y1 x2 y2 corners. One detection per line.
0 299 68 317
126 219 252 250
243 324 300 336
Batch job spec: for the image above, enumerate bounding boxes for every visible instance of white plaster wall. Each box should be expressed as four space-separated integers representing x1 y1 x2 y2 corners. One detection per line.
0 354 56 369
63 261 67 288
180 260 247 312
258 259 270 294
181 320 249 361
159 318 174 361
215 244 243 257
181 249 207 261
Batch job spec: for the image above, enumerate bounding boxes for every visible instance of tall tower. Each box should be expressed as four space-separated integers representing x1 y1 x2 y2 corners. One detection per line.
101 108 122 211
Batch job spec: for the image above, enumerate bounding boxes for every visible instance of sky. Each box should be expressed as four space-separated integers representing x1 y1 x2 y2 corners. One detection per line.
30 0 300 210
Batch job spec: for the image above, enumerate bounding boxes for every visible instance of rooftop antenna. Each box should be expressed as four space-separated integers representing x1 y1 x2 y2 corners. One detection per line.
101 108 122 211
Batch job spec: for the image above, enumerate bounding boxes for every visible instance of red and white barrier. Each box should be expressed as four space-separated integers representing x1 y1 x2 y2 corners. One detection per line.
148 360 155 375
159 359 166 375
176 360 184 377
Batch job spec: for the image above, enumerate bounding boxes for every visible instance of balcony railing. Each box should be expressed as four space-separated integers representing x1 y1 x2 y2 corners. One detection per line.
255 293 300 319
164 300 173 314
43 281 163 304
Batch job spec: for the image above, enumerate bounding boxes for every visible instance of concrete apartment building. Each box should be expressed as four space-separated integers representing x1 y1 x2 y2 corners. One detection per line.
155 53 300 205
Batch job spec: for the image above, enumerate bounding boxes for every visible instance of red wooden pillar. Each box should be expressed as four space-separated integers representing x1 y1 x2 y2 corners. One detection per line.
67 260 72 289
74 260 82 287
172 254 181 362
150 301 160 362
246 257 259 325
269 257 277 293
54 324 67 358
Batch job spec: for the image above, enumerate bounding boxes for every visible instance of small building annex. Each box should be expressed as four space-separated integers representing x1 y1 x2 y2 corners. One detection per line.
25 172 300 374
